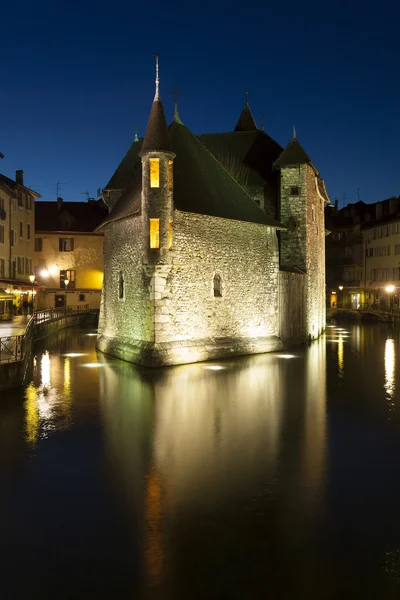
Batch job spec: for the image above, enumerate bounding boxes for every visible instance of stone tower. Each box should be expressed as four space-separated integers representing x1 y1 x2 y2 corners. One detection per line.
274 131 328 340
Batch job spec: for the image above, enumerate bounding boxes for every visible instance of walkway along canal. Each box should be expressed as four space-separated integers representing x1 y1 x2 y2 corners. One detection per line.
0 306 98 390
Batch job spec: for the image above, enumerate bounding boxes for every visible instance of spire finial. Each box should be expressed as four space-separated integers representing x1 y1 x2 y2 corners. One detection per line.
245 90 249 106
293 124 296 139
154 53 160 101
261 116 265 131
169 88 184 124
134 125 139 142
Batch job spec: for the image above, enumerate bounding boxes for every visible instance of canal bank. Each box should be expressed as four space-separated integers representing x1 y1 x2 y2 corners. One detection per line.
0 308 98 390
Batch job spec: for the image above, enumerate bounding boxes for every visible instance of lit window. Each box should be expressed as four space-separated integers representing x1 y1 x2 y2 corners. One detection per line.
149 159 160 188
168 220 173 249
150 219 159 248
213 273 222 297
168 160 173 190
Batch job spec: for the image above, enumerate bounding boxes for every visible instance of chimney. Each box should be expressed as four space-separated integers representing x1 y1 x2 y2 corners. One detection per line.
57 197 63 212
15 170 24 185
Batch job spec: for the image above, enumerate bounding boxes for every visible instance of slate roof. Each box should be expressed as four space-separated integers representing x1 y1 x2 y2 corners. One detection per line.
140 99 172 155
273 137 314 169
36 200 108 232
100 121 284 229
104 139 142 191
234 105 258 132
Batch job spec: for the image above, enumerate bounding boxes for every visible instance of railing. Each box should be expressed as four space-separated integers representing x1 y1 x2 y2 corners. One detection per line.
33 304 90 324
0 304 91 363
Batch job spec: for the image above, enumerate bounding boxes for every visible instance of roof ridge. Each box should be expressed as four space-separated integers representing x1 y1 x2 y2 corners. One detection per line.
172 121 282 227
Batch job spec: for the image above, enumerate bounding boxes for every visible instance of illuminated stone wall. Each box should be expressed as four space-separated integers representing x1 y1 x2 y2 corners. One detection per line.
279 164 326 339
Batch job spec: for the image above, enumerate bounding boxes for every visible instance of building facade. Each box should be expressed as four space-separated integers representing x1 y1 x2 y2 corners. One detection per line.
0 170 40 318
97 63 329 366
33 198 106 310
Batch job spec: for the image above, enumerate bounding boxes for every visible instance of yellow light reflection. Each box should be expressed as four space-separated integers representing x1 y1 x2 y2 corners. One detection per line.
338 333 344 379
41 351 51 389
384 338 395 413
24 382 39 444
144 467 164 584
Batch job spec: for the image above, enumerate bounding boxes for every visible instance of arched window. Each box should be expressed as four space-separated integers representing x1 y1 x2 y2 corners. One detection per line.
213 273 222 297
118 271 125 300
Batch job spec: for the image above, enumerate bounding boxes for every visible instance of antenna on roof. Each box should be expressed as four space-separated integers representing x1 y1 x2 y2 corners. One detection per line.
154 53 160 101
81 191 89 201
56 181 67 199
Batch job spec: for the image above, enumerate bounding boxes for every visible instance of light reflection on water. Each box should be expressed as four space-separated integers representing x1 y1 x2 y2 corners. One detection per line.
1 326 400 598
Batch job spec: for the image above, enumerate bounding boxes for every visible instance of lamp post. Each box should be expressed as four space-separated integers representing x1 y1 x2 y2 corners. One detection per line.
338 285 343 308
29 274 35 314
64 278 69 310
386 285 395 314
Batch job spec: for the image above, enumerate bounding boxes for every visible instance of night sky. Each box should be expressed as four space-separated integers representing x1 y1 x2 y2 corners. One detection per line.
1 0 399 205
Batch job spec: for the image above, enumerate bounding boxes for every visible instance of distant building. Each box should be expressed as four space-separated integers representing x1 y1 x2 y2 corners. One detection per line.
34 198 107 309
0 170 40 317
96 61 329 367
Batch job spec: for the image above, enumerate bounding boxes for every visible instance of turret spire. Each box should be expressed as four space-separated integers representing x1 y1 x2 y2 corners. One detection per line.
154 53 160 101
134 125 139 142
234 91 258 132
245 90 249 106
293 125 297 139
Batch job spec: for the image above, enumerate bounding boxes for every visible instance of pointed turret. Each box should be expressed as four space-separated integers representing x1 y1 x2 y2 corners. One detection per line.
273 134 313 169
140 55 172 156
234 91 258 132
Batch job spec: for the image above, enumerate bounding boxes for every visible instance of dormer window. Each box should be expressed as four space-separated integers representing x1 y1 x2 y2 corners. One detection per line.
168 160 173 190
149 158 160 188
290 186 299 196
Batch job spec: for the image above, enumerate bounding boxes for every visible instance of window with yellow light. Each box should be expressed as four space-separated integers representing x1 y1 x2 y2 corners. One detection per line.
168 160 173 190
149 159 160 188
149 219 173 250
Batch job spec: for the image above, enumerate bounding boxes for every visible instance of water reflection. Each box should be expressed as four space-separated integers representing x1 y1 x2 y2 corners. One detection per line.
385 338 395 415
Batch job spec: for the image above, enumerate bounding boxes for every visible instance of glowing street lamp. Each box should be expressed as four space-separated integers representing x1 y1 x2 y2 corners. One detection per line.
64 278 69 309
386 285 395 313
29 274 35 313
338 285 344 308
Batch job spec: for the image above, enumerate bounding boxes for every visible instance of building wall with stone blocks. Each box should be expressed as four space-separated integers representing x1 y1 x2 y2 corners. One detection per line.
278 164 326 340
99 216 154 343
279 271 307 343
156 211 280 345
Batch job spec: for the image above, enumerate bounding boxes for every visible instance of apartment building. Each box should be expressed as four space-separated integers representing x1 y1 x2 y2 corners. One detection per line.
0 170 40 317
33 197 107 309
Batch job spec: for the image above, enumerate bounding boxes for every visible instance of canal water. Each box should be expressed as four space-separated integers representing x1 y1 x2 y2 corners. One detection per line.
1 325 400 599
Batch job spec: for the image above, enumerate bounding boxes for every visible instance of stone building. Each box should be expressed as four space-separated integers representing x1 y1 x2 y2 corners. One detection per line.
0 170 40 318
33 198 107 310
97 61 329 366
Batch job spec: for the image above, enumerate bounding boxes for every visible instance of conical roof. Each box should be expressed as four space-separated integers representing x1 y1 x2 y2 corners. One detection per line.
140 99 172 155
273 137 313 168
234 104 258 132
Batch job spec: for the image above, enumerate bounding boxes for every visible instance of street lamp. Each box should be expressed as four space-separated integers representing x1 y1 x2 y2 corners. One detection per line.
338 285 343 308
64 278 69 309
29 274 35 314
386 285 395 313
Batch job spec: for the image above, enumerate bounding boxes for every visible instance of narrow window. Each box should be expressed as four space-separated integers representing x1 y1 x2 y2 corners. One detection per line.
35 238 43 252
168 160 173 190
19 221 23 237
79 293 85 302
168 220 173 249
290 186 299 196
150 219 159 248
27 223 31 239
0 225 4 244
149 158 160 188
213 273 222 297
119 272 125 300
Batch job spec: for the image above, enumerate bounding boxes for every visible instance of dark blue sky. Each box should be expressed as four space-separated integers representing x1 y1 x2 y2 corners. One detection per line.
1 0 399 205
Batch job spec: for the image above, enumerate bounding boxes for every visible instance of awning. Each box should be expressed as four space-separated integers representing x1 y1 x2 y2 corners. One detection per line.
0 288 14 300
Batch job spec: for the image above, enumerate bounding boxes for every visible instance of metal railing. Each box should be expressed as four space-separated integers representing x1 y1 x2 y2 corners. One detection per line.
0 304 91 363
